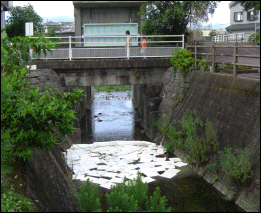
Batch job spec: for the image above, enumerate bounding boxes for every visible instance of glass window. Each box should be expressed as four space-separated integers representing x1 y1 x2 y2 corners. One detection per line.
234 12 243 22
247 11 256 21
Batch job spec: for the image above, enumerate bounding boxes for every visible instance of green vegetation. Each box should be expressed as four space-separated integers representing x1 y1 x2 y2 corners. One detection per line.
174 88 184 106
94 85 131 92
224 64 252 70
75 172 171 212
238 1 260 11
139 1 219 36
197 59 211 71
170 48 194 77
145 187 171 212
219 146 252 184
154 110 253 185
75 179 102 212
5 3 43 38
1 32 83 211
248 33 260 45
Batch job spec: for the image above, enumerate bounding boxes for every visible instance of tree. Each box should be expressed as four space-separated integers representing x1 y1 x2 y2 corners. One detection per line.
6 3 43 38
139 1 220 36
237 1 260 11
209 30 217 36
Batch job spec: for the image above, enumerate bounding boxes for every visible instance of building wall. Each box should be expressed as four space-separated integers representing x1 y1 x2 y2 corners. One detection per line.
230 3 260 26
74 2 146 46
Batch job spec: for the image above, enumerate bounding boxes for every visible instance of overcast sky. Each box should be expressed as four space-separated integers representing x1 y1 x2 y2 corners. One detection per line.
9 1 231 29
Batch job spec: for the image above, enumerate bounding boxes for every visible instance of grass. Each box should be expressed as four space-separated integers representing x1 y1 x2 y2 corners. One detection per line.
94 85 131 92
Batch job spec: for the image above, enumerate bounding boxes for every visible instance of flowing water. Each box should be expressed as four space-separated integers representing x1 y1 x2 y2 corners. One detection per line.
77 90 244 212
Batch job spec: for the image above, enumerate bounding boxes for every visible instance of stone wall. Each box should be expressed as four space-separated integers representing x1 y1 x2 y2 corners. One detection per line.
149 69 260 211
25 145 80 212
26 69 65 92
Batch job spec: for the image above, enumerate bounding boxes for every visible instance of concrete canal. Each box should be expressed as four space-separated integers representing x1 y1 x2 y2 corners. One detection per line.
73 89 244 212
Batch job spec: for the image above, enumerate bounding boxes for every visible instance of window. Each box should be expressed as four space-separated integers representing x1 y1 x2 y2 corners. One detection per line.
247 11 256 21
234 12 243 22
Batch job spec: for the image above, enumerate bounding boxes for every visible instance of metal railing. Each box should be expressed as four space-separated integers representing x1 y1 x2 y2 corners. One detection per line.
212 33 250 43
30 35 184 60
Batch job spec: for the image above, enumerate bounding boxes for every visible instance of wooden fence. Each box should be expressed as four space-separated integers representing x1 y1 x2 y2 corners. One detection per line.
186 43 260 76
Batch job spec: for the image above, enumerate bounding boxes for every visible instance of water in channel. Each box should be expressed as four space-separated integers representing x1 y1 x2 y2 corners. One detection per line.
78 90 244 212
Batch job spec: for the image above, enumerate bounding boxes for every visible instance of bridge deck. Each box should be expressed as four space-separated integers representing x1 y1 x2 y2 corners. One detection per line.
33 58 173 70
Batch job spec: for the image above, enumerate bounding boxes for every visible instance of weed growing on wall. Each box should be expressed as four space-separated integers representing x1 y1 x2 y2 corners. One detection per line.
218 147 252 184
155 111 219 165
154 110 253 187
197 59 211 71
174 88 184 106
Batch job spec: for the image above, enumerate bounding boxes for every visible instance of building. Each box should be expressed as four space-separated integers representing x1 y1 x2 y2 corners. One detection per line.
201 29 212 37
42 21 75 36
73 1 147 47
1 1 12 29
226 1 260 41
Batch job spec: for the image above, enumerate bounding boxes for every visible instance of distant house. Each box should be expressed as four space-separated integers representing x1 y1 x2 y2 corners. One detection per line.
73 1 147 47
216 28 227 35
226 1 260 41
1 1 11 29
201 29 212 37
42 21 75 36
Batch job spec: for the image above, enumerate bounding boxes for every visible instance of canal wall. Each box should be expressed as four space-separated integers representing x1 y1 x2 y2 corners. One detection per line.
146 69 260 212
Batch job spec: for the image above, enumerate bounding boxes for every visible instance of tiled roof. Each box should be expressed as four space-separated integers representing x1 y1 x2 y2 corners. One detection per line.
226 23 260 31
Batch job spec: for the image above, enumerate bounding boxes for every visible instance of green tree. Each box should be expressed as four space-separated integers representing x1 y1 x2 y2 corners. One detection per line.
6 4 43 38
48 26 57 37
139 1 220 36
237 1 260 10
209 30 217 36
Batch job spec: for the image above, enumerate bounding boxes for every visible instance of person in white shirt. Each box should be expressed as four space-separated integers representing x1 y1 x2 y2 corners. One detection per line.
125 30 131 59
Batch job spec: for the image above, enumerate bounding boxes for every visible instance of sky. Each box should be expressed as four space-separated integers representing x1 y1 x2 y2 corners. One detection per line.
8 1 231 30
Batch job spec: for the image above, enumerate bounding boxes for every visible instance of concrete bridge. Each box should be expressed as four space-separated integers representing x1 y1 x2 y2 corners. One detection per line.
33 58 173 87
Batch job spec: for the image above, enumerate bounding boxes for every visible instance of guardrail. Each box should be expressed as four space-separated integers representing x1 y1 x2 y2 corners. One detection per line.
212 33 248 43
30 35 184 60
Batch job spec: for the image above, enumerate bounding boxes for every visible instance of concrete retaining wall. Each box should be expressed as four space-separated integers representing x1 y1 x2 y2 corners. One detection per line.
149 70 260 211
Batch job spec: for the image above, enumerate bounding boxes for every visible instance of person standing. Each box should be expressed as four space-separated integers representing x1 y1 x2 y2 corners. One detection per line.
140 37 147 59
125 30 131 59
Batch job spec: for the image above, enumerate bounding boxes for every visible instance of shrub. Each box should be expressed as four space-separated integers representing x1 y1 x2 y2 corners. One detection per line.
1 70 83 159
219 146 252 184
168 111 219 164
104 172 171 212
75 178 102 212
248 33 260 45
1 186 35 212
164 142 175 156
170 48 194 77
145 187 171 212
197 59 211 71
124 172 148 209
105 183 139 212
224 64 252 70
